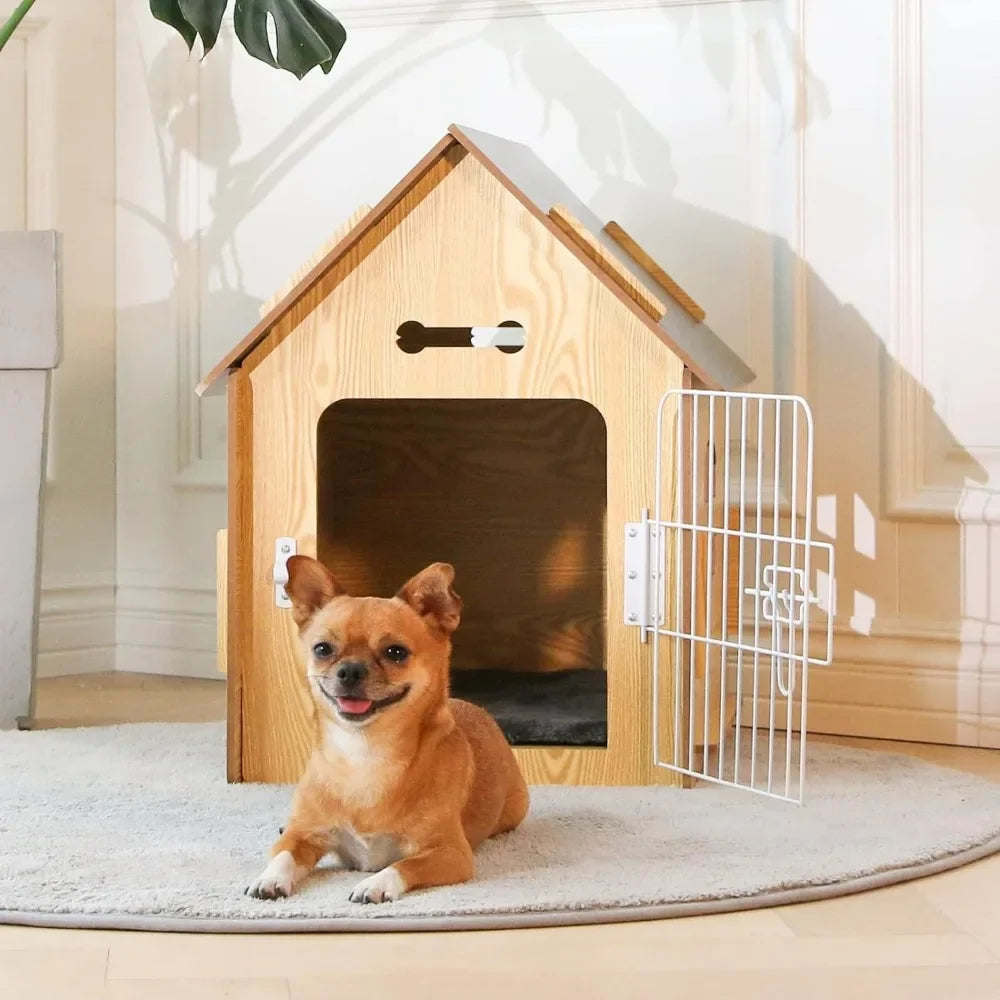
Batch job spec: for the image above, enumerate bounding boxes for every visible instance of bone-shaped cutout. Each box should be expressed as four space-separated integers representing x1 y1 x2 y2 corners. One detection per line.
395 320 525 354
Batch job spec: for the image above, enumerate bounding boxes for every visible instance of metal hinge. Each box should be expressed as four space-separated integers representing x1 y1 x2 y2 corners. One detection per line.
623 511 663 637
272 537 296 608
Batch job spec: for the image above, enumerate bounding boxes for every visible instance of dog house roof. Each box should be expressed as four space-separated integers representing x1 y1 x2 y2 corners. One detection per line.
197 124 755 396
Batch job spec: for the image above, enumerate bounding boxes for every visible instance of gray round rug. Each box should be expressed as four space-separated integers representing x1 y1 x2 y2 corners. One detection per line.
1 721 998 933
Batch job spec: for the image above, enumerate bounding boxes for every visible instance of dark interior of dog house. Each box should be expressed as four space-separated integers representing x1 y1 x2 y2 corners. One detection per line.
317 398 609 747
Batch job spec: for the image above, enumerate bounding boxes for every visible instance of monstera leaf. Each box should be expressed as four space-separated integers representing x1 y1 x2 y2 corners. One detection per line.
150 0 346 79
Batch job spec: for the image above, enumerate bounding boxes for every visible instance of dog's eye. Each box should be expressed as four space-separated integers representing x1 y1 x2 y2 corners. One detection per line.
312 641 334 659
383 644 409 663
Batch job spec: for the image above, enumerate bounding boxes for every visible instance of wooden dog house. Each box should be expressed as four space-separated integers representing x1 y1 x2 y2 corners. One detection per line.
200 124 764 789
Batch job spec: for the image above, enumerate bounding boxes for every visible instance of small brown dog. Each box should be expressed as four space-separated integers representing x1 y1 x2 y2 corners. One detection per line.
246 556 529 904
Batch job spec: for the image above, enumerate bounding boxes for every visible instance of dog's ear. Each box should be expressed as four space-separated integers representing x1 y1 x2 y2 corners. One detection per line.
396 562 462 637
285 555 345 629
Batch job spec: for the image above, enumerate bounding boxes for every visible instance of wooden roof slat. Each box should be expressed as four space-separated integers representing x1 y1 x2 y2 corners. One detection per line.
604 220 706 323
549 205 666 321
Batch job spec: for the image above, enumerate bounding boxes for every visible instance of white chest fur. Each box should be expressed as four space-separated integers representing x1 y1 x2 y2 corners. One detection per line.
333 827 406 873
320 719 403 805
318 719 407 869
324 720 375 761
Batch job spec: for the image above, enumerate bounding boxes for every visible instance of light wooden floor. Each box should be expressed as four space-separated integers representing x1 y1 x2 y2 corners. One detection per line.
4 672 999 999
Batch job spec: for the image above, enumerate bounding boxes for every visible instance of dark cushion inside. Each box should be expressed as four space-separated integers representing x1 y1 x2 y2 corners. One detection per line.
449 668 607 747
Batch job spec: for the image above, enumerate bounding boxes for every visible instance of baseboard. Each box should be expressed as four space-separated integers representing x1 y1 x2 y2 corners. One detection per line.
113 647 219 680
807 663 1000 750
35 588 1000 740
115 586 218 680
818 615 999 748
37 585 116 678
723 615 1000 749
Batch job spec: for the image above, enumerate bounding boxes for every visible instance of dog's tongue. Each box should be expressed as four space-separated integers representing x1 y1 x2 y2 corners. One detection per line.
336 697 374 715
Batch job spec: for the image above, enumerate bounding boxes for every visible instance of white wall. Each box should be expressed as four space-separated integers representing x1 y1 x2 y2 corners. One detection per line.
0 1 117 678
111 0 998 746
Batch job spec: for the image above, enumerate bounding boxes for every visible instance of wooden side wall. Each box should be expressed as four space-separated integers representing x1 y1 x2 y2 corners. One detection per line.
226 372 253 783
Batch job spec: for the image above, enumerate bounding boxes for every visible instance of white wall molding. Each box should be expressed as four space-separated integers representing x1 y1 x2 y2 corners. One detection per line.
787 0 809 399
23 17 55 233
737 613 1000 748
173 458 227 491
36 584 116 678
808 655 999 749
1 15 47 36
2 16 56 230
339 0 760 24
171 51 223 492
831 615 1000 665
115 585 218 679
116 569 216 592
2 16 59 481
884 0 1000 524
884 0 927 521
738 614 1000 669
212 0 759 33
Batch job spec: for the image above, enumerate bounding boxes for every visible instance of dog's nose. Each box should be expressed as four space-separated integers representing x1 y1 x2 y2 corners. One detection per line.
336 661 368 687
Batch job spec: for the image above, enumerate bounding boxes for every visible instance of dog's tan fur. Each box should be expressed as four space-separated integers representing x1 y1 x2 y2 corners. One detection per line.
246 556 529 904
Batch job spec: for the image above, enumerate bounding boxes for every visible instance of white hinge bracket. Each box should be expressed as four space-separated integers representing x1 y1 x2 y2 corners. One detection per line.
623 512 663 637
273 537 296 608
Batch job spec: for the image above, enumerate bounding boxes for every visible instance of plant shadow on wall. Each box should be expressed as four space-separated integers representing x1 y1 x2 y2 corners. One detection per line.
122 0 995 741
118 2 483 476
489 1 994 742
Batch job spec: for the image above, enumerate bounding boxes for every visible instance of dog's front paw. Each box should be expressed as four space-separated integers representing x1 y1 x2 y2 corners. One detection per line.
245 851 296 900
246 873 291 900
349 867 405 904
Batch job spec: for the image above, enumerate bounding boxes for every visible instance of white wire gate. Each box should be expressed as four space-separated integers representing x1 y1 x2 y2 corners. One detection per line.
624 389 835 804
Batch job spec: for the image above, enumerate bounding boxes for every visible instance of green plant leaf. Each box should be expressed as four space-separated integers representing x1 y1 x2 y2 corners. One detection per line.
0 0 41 55
178 0 229 55
233 0 346 79
149 0 197 51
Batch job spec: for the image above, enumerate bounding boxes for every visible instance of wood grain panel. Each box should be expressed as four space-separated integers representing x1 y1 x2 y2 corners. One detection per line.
604 220 706 323
549 205 666 321
226 373 252 782
317 398 606 674
246 151 685 786
657 382 695 784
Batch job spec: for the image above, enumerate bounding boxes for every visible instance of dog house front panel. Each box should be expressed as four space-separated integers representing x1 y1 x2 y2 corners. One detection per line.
239 148 688 785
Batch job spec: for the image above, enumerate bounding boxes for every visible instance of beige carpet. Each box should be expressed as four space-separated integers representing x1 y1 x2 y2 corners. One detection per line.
0 721 998 932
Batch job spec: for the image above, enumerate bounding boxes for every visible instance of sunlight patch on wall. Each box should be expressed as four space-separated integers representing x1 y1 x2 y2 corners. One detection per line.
850 590 876 636
961 522 991 623
816 494 836 539
854 493 875 559
816 568 837 617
